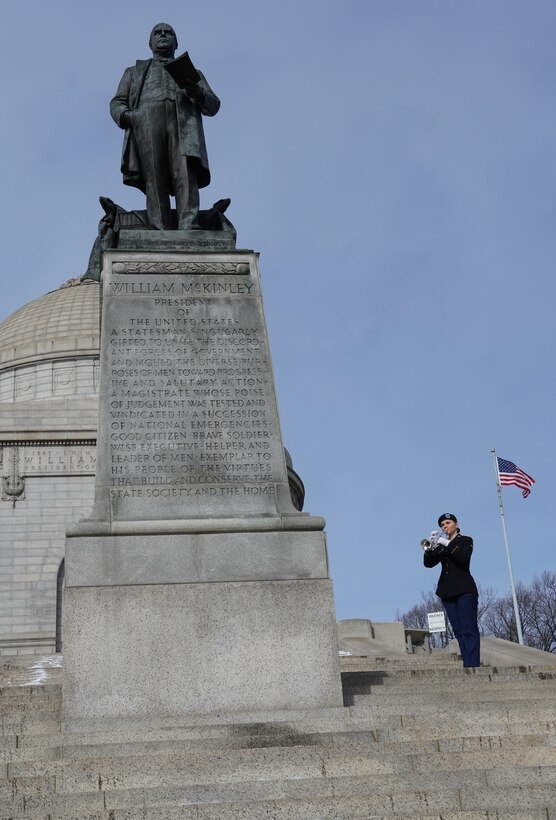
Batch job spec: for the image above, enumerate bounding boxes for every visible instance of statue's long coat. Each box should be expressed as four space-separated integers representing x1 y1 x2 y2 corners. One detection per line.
110 59 220 193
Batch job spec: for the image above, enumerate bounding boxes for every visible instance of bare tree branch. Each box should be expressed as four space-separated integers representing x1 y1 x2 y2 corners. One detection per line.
400 572 556 653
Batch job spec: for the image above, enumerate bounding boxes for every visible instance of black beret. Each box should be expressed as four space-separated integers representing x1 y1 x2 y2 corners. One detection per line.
438 512 457 527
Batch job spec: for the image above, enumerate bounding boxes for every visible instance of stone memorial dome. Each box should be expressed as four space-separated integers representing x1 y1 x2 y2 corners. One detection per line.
0 279 100 371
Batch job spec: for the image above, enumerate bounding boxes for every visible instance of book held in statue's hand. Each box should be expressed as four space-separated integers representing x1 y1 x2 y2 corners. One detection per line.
164 52 201 88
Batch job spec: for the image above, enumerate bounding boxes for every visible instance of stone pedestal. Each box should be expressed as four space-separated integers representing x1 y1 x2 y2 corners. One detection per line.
63 249 342 724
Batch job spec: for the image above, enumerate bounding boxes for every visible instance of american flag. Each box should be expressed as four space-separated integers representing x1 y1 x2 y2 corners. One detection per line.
497 457 535 498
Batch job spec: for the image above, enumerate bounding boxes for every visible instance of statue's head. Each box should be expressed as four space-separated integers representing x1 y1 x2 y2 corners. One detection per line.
149 23 178 57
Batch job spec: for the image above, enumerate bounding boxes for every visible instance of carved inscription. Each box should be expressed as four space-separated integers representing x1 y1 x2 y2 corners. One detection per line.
21 447 96 475
106 272 283 504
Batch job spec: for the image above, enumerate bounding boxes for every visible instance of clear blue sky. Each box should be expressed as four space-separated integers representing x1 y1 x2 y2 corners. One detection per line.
1 1 555 621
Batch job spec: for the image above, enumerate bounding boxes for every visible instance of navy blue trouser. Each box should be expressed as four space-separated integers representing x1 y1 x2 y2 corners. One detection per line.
441 593 481 667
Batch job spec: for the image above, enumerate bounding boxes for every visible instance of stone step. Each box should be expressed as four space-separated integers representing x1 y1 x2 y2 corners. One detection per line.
0 744 61 764
347 687 555 706
341 656 556 674
0 716 61 738
0 740 553 814
374 719 556 744
0 703 61 721
340 654 462 667
353 710 556 738
345 687 556 711
397 812 550 820
345 663 556 676
0 656 62 689
349 678 556 696
9 725 550 764
344 679 556 703
350 687 556 706
0 684 61 697
5 745 556 795
330 729 556 756
341 661 466 674
2 772 556 818
344 667 556 685
5 745 407 788
0 723 550 773
349 674 556 689
8 715 358 754
4 708 554 760
97 777 556 815
351 695 556 720
2 667 553 712
0 691 60 705
2 810 553 820
14 702 555 741
350 712 556 738
0 699 556 760
103 787 556 819
371 813 550 820
6 809 553 820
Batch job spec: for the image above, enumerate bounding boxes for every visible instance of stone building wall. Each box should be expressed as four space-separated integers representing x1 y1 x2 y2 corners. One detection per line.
0 280 101 656
0 360 100 403
0 443 96 656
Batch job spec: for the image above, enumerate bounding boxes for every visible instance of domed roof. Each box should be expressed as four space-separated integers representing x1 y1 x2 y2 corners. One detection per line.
0 279 100 371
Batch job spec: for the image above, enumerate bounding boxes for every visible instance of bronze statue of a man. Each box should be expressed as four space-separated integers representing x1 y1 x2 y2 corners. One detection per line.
110 23 220 231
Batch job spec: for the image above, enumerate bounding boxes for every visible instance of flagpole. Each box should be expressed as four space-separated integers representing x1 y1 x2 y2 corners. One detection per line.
491 448 524 645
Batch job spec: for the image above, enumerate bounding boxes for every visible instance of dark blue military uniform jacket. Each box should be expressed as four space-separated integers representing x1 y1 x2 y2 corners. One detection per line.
424 534 478 599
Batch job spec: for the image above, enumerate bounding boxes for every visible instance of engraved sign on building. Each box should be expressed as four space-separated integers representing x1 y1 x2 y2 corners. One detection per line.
22 447 96 476
91 252 295 522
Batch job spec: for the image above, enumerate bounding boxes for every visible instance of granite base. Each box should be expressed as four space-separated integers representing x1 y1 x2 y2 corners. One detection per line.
62 578 342 725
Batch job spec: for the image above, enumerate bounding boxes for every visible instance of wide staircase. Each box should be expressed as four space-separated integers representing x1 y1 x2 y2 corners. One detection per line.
0 652 555 818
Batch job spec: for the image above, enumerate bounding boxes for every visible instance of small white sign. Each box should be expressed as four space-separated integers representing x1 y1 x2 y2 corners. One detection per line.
427 611 446 633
